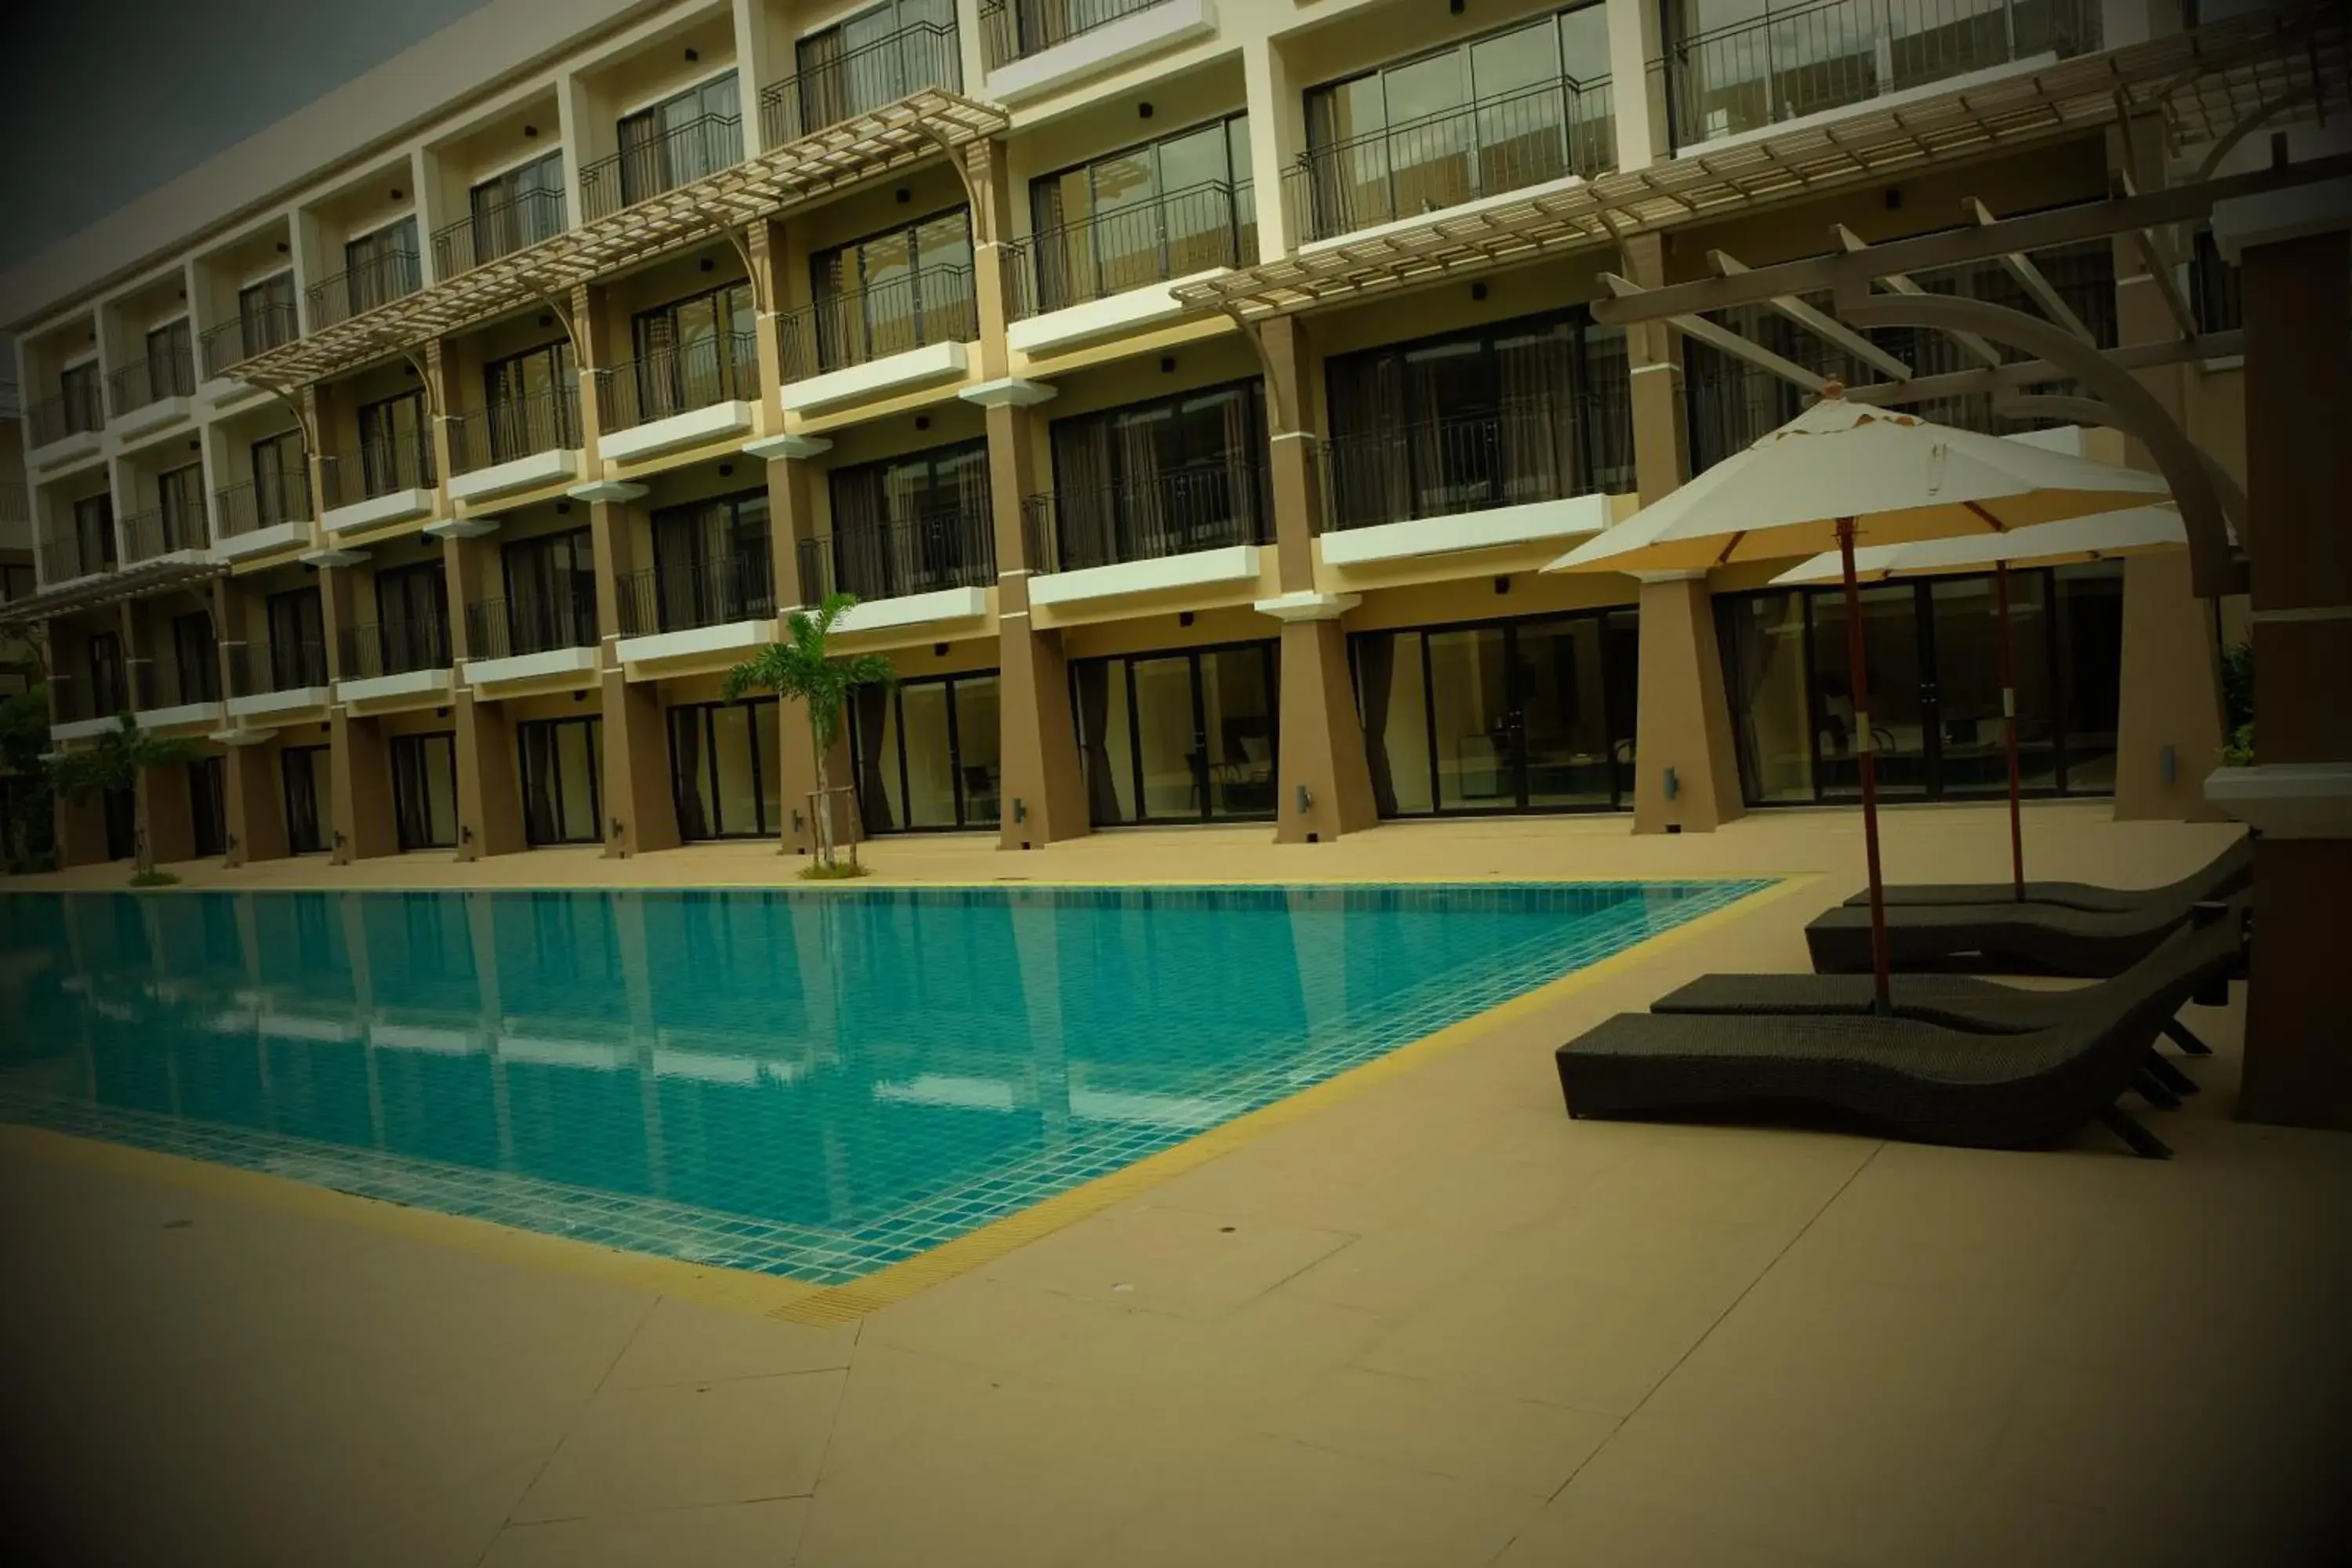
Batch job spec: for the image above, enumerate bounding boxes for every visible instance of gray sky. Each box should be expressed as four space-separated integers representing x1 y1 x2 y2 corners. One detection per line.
0 0 495 272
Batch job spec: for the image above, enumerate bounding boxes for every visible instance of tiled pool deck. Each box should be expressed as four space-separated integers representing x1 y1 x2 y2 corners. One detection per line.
4 803 2347 1566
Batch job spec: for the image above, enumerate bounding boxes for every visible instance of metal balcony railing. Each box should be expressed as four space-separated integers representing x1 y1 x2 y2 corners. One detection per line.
595 332 757 433
213 470 314 539
0 482 27 528
450 386 583 473
227 638 329 697
51 675 127 724
463 591 598 662
106 346 198 416
760 20 962 149
1020 182 1254 318
200 305 300 379
1022 464 1271 575
1287 75 1615 246
781 264 975 380
27 379 107 447
798 510 997 603
1323 394 1632 532
321 429 437 510
120 505 211 564
1656 0 2101 148
307 250 423 329
615 550 775 637
38 524 115 583
579 114 745 221
980 0 1166 67
431 188 568 277
132 655 219 711
338 613 452 681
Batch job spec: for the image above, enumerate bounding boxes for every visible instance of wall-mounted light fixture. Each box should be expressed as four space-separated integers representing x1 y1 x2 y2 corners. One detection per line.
460 824 474 845
2160 744 2178 786
1664 766 1680 801
1296 784 1314 815
1013 798 1029 823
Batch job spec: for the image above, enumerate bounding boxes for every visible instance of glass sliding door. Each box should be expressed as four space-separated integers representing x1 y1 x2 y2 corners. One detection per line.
389 732 459 851
281 745 332 855
1809 583 1931 800
517 716 603 846
1072 642 1279 826
847 671 1002 833
190 757 227 858
668 699 779 840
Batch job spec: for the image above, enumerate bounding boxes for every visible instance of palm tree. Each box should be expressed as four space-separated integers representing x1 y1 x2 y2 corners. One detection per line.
721 593 895 870
47 714 207 882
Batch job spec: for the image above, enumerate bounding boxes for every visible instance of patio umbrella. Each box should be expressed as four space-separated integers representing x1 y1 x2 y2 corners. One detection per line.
1544 387 2172 1007
1769 506 2188 899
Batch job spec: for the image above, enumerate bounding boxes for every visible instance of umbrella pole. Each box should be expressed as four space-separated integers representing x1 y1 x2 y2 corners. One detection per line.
1835 520 1893 1010
1994 561 2025 898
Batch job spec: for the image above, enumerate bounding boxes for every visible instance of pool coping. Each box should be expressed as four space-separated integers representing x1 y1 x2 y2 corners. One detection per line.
1 876 1817 1323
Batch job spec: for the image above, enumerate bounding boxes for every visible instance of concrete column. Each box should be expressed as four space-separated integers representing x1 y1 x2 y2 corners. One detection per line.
55 793 110 869
222 742 288 866
320 564 397 862
747 218 789 430
1604 0 1668 171
587 497 677 858
445 532 524 859
140 757 198 867
764 449 829 856
1621 233 1742 833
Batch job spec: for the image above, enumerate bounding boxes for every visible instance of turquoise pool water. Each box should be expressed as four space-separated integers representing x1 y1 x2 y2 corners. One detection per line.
0 881 1764 1285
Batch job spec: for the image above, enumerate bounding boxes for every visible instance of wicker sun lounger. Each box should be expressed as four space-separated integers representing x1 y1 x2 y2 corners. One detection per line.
1804 887 2234 978
1555 917 2241 1159
1842 837 2252 913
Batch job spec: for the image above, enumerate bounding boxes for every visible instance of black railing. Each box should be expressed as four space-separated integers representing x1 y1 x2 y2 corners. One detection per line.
760 20 961 148
579 114 744 221
1023 465 1271 574
451 386 583 473
213 472 314 538
782 265 975 379
1287 76 1614 245
615 550 775 637
0 482 26 528
980 0 1167 67
338 614 452 681
51 677 126 724
132 655 219 711
307 250 423 328
321 430 437 510
200 305 300 379
1323 395 1631 532
464 592 598 662
38 525 114 583
120 506 210 564
595 332 757 433
107 346 198 415
798 510 997 602
1022 183 1254 317
27 379 107 448
227 638 329 697
432 188 568 277
1657 0 2100 149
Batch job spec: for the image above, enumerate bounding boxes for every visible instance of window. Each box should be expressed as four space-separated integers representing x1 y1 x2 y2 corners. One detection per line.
824 441 993 598
669 699 783 840
239 273 297 358
647 488 772 631
1047 379 1268 569
145 318 195 400
389 733 461 851
356 390 432 495
1029 114 1253 309
849 671 1002 833
72 492 117 574
481 339 580 459
618 74 742 205
373 561 452 673
791 0 957 132
250 429 308 525
88 631 127 713
467 151 566 264
1073 642 1279 825
158 463 206 552
1324 309 1632 528
807 209 974 368
344 216 420 311
0 564 33 602
630 282 756 419
59 361 103 435
281 746 332 855
1301 5 1613 236
500 528 598 655
517 717 604 846
266 588 327 689
172 612 219 705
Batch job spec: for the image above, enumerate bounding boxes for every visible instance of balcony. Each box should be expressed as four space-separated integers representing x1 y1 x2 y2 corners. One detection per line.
594 332 758 464
978 0 1214 102
132 656 222 731
38 524 116 586
106 345 199 438
759 19 961 150
1656 0 2102 150
27 379 107 468
212 474 314 562
1287 76 1615 249
120 505 212 565
307 249 423 329
614 550 776 668
225 637 332 721
1021 465 1269 609
579 114 744 223
200 305 300 383
798 510 996 637
431 188 567 278
337 612 454 706
448 387 583 503
49 673 130 742
779 265 975 414
462 591 601 689
321 430 439 535
1011 183 1254 356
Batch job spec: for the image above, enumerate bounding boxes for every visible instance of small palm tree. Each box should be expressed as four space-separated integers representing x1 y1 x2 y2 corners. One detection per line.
721 593 895 871
47 714 207 882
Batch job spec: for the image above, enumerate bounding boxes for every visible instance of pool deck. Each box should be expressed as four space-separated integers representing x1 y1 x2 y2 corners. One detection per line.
5 803 2349 1566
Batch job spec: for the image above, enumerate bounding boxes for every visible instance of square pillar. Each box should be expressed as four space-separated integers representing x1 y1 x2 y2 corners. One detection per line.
586 495 677 858
139 757 198 867
452 690 525 859
222 742 289 866
55 792 111 869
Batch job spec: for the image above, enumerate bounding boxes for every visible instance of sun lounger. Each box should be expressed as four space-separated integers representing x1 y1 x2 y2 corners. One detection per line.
1555 916 2241 1159
1843 837 2250 913
1804 887 2238 979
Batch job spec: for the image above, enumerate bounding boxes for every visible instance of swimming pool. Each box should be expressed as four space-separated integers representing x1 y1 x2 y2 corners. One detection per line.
0 881 1764 1285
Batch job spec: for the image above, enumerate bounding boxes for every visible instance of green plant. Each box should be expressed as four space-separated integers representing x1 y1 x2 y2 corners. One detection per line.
2221 639 2254 734
0 683 57 869
2223 722 2255 768
129 869 182 888
720 593 896 870
46 714 207 881
797 858 869 881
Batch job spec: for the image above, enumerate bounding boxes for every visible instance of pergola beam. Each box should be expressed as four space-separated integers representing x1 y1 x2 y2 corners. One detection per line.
1969 194 2095 344
1833 223 2004 367
1709 249 1914 380
1601 274 1828 394
1840 330 2239 408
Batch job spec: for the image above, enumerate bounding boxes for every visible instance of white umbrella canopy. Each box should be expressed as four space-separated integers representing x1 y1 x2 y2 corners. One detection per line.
1767 506 2187 586
1544 393 2174 576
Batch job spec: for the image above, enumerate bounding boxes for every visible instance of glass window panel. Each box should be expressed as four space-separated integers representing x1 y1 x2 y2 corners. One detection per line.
1199 647 1276 818
1927 572 2056 795
709 704 760 836
953 676 1002 827
1428 627 1512 810
899 683 957 828
876 690 909 831
1361 630 1434 816
1131 655 1198 821
2055 564 2123 793
1559 2 1611 85
423 735 459 848
753 701 782 833
1076 659 1137 826
1384 51 1474 218
1811 584 1929 799
1515 618 1613 808
556 719 600 842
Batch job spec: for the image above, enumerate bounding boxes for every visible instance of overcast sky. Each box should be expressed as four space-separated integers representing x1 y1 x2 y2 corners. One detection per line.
0 0 493 273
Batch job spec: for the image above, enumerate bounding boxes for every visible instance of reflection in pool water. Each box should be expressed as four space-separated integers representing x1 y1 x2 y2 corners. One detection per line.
0 881 1764 1284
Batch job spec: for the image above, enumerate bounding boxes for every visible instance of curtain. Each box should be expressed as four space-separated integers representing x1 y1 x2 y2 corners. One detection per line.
796 26 848 136
1356 632 1399 817
1074 661 1121 826
1220 388 1260 542
1053 419 1116 570
1326 351 1406 528
1115 412 1164 560
672 710 710 840
1495 327 1572 506
853 685 895 832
